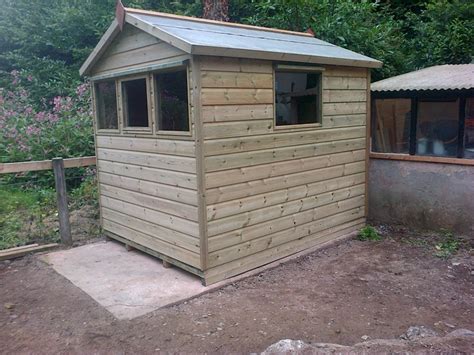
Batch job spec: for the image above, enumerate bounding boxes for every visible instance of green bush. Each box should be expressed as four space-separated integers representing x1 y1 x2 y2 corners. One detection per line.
357 225 381 241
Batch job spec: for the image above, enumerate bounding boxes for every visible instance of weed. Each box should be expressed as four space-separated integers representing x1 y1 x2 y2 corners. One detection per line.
357 225 381 241
434 229 460 258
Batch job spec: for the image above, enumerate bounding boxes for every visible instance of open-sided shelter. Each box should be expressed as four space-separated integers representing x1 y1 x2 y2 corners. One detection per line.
80 7 382 285
369 64 474 234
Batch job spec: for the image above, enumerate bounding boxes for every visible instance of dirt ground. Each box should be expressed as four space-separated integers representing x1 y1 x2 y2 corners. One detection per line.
1 225 473 354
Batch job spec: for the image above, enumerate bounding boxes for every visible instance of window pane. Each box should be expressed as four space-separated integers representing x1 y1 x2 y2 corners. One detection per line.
464 97 474 159
372 99 411 153
122 78 149 127
416 99 459 157
155 70 189 131
275 71 320 126
95 81 117 130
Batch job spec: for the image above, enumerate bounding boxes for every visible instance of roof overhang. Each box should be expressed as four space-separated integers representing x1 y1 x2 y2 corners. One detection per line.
80 7 382 77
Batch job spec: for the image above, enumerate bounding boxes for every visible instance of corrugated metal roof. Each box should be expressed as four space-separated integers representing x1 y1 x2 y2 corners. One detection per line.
371 64 474 92
125 9 382 69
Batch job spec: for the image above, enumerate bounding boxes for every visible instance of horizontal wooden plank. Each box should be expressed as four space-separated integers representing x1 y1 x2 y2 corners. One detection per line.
206 163 349 204
323 89 367 103
344 161 366 175
323 102 366 116
324 66 367 78
201 104 273 123
199 56 273 73
370 152 474 167
98 172 198 206
96 136 195 157
0 156 96 174
201 71 273 88
101 195 199 238
107 28 161 56
204 126 366 156
101 184 199 221
207 184 365 237
208 208 365 266
207 195 365 252
206 149 365 189
204 220 364 283
201 88 273 106
205 137 366 172
102 208 199 253
91 54 192 78
94 42 184 73
203 120 273 139
207 172 365 221
323 76 367 90
322 114 366 128
0 243 58 261
98 160 197 190
97 148 196 173
103 219 200 268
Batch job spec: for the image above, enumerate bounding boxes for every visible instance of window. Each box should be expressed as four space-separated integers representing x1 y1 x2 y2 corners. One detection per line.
464 98 474 159
95 81 118 130
122 77 149 128
155 69 189 132
373 99 411 153
416 99 459 157
371 95 474 160
275 70 321 126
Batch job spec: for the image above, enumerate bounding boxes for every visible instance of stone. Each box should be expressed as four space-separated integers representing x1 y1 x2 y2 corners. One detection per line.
400 326 438 341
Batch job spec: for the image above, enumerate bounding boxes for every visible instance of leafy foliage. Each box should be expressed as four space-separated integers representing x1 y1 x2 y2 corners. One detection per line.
434 229 460 258
0 72 94 163
357 226 381 241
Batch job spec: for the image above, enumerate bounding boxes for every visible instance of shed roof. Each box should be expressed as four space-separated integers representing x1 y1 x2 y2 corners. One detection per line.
371 64 474 92
80 8 381 76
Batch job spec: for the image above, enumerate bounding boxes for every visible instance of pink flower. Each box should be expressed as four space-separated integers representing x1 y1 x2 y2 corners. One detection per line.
26 125 41 135
27 75 33 82
35 112 47 122
76 83 89 97
24 107 33 115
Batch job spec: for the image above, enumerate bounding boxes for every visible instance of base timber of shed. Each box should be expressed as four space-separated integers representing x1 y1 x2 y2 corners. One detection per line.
104 231 205 280
105 220 364 286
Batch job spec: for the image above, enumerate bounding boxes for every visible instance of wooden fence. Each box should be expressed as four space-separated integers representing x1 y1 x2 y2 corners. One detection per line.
0 156 97 246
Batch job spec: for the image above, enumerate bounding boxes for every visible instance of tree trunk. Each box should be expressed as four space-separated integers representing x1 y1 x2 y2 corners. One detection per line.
202 0 229 22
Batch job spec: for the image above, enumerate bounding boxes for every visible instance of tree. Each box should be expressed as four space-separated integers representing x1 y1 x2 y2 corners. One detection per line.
202 0 229 21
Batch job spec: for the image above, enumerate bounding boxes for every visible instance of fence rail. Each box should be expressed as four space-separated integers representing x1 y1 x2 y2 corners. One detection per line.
0 156 96 174
0 156 97 246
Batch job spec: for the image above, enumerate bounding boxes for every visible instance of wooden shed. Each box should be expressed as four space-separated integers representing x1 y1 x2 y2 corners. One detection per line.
80 7 382 285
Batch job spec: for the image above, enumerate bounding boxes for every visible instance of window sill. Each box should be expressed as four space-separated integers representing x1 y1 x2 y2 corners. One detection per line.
156 129 192 137
122 127 153 135
96 129 120 134
370 152 474 166
274 122 322 132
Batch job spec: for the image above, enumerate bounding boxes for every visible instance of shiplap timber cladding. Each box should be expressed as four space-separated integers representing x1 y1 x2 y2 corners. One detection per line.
93 36 200 268
91 24 187 76
200 56 369 279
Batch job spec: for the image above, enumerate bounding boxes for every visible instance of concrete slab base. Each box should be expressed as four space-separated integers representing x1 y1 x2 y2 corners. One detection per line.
42 241 208 320
41 230 358 320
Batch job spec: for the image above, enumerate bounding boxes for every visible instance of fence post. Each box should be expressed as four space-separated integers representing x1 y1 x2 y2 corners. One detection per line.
52 158 72 246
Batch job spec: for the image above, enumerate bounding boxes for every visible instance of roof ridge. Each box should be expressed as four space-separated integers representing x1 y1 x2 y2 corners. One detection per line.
125 7 314 38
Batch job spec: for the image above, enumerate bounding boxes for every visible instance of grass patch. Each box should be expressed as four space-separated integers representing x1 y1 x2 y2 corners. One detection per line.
434 229 460 259
357 225 381 241
0 187 58 250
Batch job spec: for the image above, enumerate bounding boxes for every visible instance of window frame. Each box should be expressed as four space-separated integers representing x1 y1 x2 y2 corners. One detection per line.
370 90 474 165
92 79 120 134
152 65 192 137
273 64 324 131
119 74 153 134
